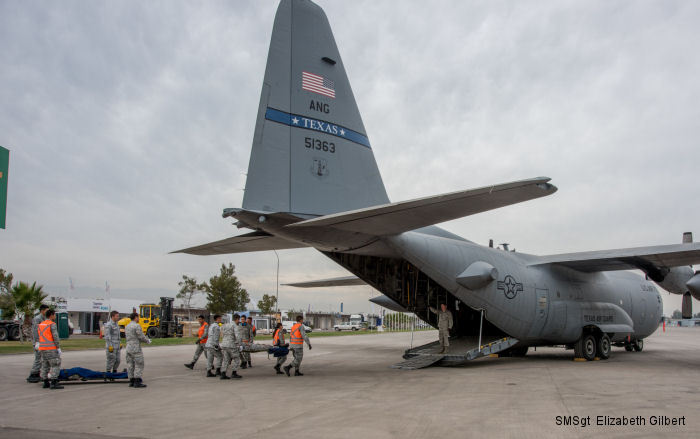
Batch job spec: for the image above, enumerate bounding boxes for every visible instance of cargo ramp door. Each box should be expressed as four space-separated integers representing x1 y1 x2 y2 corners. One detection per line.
391 336 519 370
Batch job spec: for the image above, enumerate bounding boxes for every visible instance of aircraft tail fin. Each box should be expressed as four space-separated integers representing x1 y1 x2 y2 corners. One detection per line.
242 0 389 217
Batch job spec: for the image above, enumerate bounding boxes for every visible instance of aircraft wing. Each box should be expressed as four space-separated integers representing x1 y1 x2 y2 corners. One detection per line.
171 231 307 255
528 243 700 273
286 177 556 235
283 276 366 288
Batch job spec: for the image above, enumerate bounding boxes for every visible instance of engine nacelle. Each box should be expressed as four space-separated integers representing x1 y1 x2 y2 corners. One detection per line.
687 273 700 301
655 266 695 295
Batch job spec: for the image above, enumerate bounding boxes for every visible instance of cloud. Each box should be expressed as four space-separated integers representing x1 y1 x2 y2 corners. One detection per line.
1 0 698 315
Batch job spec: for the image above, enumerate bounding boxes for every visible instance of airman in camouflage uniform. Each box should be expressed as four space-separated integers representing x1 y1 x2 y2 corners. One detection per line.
37 309 63 389
219 314 242 380
103 310 122 377
429 304 453 353
235 317 252 369
284 316 311 377
205 315 223 377
26 304 49 383
271 323 287 375
125 313 151 388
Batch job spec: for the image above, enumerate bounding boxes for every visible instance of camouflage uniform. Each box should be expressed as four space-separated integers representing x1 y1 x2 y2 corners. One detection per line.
429 307 453 352
205 323 222 372
236 323 252 364
273 329 288 368
125 321 149 379
191 322 208 364
290 324 310 369
29 312 45 376
39 321 61 380
103 320 121 372
220 323 241 374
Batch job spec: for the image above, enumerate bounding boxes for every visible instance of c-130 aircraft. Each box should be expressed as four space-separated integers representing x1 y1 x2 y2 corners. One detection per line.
175 0 700 365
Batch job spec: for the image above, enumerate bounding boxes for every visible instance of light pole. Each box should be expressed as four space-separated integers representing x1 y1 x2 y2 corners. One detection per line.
273 250 280 319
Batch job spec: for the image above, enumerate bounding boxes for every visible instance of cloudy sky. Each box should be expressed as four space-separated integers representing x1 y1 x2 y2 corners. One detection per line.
1 0 698 315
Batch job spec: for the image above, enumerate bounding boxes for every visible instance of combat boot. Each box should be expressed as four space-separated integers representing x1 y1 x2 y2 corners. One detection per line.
248 361 252 368
184 362 194 369
231 371 242 379
294 369 304 376
50 380 64 390
283 365 292 376
129 378 135 387
274 365 283 375
206 369 216 377
241 362 248 369
42 379 50 389
133 378 147 388
220 372 230 380
27 372 41 383
215 368 221 376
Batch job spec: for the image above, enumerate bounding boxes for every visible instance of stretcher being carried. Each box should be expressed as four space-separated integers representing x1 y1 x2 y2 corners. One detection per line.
58 367 129 382
239 343 289 357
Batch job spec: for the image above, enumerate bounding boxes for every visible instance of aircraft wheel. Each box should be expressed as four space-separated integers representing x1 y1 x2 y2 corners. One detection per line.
597 334 611 360
624 344 633 352
575 334 597 361
633 339 643 352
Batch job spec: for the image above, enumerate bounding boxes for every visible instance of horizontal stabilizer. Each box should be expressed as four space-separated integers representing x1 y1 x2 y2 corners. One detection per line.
369 295 408 313
171 231 307 256
286 177 557 235
283 276 366 288
529 242 700 274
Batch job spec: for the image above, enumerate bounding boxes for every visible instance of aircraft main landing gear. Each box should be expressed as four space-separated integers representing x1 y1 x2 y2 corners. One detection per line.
574 332 612 361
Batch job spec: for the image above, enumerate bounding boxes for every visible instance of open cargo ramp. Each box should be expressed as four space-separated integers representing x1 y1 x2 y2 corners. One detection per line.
391 336 519 369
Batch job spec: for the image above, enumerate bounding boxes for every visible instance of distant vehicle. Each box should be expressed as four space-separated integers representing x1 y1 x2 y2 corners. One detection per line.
0 320 21 341
334 321 362 331
282 320 312 333
117 297 183 339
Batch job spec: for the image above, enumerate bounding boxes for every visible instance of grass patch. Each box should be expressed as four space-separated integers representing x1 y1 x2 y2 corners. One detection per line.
0 329 429 355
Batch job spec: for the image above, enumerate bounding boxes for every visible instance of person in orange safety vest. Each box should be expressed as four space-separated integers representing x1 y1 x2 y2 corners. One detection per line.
37 309 63 390
283 315 311 377
184 315 209 369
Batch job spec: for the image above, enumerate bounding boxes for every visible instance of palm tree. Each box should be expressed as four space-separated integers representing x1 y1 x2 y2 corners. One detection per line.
9 282 48 341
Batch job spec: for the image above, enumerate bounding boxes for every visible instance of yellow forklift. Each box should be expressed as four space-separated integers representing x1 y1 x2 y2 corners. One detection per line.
118 297 183 338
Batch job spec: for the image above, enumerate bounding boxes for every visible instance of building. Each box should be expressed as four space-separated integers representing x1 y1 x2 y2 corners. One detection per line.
52 297 142 335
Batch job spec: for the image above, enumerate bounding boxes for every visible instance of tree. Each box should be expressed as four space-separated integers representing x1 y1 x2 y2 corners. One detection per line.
4 282 48 340
257 294 278 316
0 268 12 294
204 263 249 315
671 309 682 320
0 269 14 319
177 275 206 321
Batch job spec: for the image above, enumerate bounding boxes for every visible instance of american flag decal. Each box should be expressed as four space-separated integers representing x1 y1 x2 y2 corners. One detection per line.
302 71 335 98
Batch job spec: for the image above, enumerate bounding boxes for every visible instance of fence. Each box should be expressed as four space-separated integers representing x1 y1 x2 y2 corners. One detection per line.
382 312 433 332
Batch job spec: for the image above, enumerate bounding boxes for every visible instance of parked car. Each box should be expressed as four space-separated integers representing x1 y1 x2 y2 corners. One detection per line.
333 321 362 331
282 321 313 333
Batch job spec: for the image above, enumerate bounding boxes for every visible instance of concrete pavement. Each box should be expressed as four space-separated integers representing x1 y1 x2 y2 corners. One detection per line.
1 328 699 438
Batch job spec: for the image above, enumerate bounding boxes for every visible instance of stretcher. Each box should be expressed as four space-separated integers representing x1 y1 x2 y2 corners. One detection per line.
237 343 288 357
58 367 129 382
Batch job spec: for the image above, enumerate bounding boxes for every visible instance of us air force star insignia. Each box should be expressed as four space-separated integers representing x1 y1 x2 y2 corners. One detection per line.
497 275 523 299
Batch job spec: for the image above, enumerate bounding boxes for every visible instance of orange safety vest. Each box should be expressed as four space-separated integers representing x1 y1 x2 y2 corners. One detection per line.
272 329 281 346
198 322 209 344
38 320 57 351
290 323 304 345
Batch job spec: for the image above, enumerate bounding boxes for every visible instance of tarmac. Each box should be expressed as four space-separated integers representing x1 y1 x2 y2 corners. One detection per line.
1 327 699 439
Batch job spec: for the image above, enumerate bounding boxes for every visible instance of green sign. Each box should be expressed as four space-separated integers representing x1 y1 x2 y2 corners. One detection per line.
0 146 8 229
